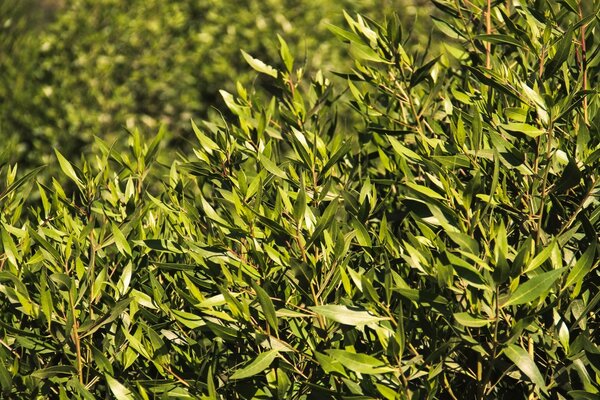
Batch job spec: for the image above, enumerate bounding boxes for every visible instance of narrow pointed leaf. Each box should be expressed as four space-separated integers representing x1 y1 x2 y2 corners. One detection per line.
454 312 491 328
503 344 548 393
54 149 84 189
230 350 279 380
241 50 277 78
325 350 395 374
105 374 135 400
565 243 596 296
502 268 566 307
252 281 278 333
310 305 386 326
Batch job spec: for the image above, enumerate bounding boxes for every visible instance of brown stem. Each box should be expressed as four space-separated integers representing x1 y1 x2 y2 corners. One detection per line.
482 286 501 396
486 0 492 69
578 1 588 124
69 288 84 385
535 121 555 247
539 47 545 78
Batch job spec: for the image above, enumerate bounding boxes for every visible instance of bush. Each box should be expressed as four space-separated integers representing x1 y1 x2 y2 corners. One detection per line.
1 1 600 399
0 0 427 171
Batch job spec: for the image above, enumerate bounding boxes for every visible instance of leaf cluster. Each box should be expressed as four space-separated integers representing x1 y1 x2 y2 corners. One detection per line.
1 1 600 399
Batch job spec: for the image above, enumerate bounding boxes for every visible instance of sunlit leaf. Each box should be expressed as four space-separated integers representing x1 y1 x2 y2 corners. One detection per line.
310 305 387 326
503 268 566 307
230 350 279 380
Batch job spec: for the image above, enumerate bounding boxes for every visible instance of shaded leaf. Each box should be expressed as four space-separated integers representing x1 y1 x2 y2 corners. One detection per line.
503 344 548 393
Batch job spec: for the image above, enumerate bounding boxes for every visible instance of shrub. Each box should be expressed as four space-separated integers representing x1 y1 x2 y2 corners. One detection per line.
0 0 426 171
1 1 599 399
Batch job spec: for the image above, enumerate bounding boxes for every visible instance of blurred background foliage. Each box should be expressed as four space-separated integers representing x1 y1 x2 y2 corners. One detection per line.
0 0 435 171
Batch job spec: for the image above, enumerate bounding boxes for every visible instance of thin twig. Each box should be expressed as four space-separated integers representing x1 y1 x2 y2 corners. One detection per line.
486 0 492 69
578 1 588 124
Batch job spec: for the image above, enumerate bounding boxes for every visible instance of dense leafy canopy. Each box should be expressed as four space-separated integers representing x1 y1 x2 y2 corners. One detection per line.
1 0 600 399
0 0 414 170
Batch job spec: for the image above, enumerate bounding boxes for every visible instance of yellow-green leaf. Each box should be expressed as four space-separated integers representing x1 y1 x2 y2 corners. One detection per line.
310 305 386 326
241 50 278 78
325 349 395 374
54 149 84 189
454 312 491 328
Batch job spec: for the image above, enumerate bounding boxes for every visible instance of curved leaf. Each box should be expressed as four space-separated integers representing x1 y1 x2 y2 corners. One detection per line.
502 268 566 307
310 305 387 326
230 350 279 380
503 344 547 394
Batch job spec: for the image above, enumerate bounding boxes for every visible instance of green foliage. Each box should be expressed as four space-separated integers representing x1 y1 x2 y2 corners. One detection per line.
1 0 600 399
0 0 418 171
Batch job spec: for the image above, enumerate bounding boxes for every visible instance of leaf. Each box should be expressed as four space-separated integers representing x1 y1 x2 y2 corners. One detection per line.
309 305 387 326
0 359 11 393
144 124 166 166
259 155 287 179
251 281 278 333
475 34 525 48
454 312 491 328
503 344 548 393
568 391 600 400
565 243 596 297
325 349 395 374
447 231 479 254
351 217 372 247
293 184 306 222
406 182 444 200
191 119 219 153
1 227 19 266
275 308 311 318
27 227 62 263
326 23 364 45
230 350 279 380
91 345 114 375
111 223 131 256
277 34 293 72
31 365 76 379
410 57 439 88
466 66 521 101
54 149 84 189
306 200 339 248
200 197 230 227
502 268 566 307
557 0 579 13
349 42 385 63
447 251 487 288
523 241 556 273
241 50 277 78
171 309 204 329
105 374 135 400
321 141 353 176
388 136 421 161
314 351 347 377
40 271 53 329
520 82 547 111
79 298 133 338
544 28 573 79
0 166 44 202
499 123 545 138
